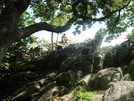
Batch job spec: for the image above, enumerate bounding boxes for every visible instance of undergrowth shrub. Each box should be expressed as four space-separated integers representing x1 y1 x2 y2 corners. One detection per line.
0 36 37 71
74 86 95 101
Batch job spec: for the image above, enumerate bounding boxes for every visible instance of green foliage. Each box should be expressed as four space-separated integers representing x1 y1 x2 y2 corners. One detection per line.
19 0 134 41
126 28 134 41
74 86 95 101
75 91 95 101
29 0 71 25
0 36 38 71
28 37 49 49
101 44 119 53
95 28 106 40
100 46 114 53
0 0 133 62
18 11 36 28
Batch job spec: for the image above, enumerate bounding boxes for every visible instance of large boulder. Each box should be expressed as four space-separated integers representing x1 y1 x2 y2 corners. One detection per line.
44 52 69 70
89 67 123 90
103 40 134 68
27 52 69 70
103 81 134 101
121 73 132 81
118 48 130 65
130 45 134 58
59 55 94 76
54 70 76 86
93 52 105 73
103 48 118 68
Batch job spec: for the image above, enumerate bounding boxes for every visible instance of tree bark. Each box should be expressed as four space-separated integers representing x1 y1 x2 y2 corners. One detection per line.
0 0 30 63
0 2 21 63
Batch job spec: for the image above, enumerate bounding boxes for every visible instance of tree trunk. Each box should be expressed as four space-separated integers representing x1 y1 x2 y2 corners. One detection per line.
0 3 21 63
51 32 54 50
56 33 59 50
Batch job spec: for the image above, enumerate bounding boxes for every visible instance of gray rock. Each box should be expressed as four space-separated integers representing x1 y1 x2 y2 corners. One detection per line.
103 49 118 68
121 74 132 81
103 40 134 68
128 59 134 80
90 67 123 90
93 53 105 73
59 55 93 76
103 81 134 101
92 95 103 101
55 70 76 86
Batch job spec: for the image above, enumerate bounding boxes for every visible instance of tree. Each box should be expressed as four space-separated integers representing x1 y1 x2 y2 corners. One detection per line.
0 0 134 64
126 28 134 41
100 45 114 53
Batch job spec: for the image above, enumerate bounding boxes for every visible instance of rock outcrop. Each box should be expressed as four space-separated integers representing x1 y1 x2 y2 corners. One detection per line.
104 40 134 68
2 38 134 101
89 67 123 90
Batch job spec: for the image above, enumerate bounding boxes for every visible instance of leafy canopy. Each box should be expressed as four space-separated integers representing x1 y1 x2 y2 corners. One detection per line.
30 0 133 38
1 0 134 40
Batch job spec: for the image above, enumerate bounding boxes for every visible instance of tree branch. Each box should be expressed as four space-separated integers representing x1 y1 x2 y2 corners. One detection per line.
76 0 131 21
15 0 31 14
72 0 88 16
16 16 77 41
72 0 80 15
14 0 131 41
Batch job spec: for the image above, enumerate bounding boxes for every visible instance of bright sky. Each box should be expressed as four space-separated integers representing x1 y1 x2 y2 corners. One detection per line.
33 22 132 47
